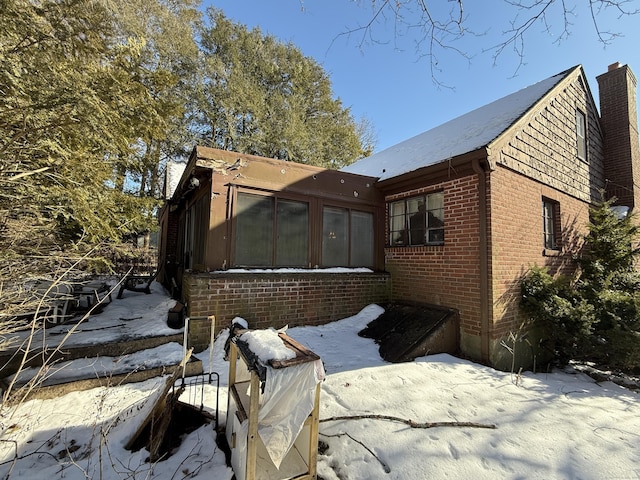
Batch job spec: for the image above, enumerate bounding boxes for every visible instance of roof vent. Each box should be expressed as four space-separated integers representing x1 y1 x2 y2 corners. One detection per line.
608 62 622 71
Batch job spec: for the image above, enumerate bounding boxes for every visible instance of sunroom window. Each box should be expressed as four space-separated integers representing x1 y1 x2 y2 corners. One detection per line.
322 207 374 267
235 193 308 267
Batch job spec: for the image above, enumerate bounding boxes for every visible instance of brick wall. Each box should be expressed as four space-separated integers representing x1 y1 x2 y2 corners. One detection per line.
597 63 640 209
487 69 607 369
182 271 391 351
384 175 483 357
489 165 591 368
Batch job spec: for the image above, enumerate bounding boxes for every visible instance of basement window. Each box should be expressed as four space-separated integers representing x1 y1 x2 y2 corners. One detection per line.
389 192 444 246
576 109 587 161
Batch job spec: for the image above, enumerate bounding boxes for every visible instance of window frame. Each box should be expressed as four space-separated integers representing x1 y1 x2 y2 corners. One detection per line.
576 108 587 161
231 188 378 269
542 198 561 252
321 205 375 268
388 192 445 247
233 190 310 268
183 193 209 270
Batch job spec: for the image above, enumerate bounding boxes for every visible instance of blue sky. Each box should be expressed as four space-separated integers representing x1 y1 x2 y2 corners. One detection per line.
206 1 640 153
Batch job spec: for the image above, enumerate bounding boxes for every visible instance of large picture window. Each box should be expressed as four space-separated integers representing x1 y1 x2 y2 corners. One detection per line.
389 192 444 246
234 191 375 268
235 193 308 267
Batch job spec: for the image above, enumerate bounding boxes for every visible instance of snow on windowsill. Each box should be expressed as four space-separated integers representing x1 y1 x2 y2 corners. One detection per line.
210 267 374 274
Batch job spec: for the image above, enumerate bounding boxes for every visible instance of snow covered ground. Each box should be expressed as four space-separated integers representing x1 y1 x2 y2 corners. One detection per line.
0 282 639 479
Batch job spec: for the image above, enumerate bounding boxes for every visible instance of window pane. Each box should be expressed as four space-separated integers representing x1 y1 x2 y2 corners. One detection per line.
427 192 444 210
192 195 209 267
351 211 374 266
407 197 426 245
576 110 587 160
276 199 308 267
389 201 405 216
543 200 557 249
389 200 406 246
426 192 444 244
235 193 273 266
322 207 348 266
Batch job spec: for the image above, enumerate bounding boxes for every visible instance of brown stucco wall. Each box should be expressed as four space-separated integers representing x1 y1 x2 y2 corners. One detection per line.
182 271 391 351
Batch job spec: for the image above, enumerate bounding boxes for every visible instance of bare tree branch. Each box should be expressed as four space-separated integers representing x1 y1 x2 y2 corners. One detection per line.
341 0 639 82
320 413 496 429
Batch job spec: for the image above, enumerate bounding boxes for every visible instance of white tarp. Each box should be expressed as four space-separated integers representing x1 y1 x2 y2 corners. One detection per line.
257 359 325 469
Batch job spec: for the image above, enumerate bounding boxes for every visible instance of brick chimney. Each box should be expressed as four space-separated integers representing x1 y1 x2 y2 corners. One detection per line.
596 62 640 209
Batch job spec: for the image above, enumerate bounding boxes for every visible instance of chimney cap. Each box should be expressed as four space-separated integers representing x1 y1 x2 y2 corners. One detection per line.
608 62 623 71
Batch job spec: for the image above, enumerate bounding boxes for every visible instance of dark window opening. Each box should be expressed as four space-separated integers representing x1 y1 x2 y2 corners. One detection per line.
234 191 375 269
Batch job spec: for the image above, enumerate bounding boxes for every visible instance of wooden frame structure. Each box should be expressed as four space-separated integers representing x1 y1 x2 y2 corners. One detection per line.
226 333 321 480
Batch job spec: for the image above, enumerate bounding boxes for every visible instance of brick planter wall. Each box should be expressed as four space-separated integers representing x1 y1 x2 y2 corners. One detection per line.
182 271 391 351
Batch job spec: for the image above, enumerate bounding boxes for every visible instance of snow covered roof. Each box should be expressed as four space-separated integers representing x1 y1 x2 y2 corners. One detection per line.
342 67 576 181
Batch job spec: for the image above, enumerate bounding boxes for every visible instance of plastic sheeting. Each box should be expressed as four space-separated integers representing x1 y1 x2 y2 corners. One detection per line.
257 359 325 469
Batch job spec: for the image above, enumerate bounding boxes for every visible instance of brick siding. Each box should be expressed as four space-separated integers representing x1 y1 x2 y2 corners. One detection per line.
597 64 640 209
182 271 391 351
489 166 590 342
384 176 483 349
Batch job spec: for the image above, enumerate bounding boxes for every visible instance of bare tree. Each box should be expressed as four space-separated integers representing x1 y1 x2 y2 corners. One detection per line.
337 0 639 82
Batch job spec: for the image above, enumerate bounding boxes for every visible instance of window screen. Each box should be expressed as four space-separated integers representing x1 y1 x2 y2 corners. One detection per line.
276 199 309 266
322 207 348 267
235 193 274 266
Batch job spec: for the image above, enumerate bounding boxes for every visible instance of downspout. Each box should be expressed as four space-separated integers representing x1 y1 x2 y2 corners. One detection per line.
472 158 491 364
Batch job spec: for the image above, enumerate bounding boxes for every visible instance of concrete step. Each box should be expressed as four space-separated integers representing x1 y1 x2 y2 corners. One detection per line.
2 342 204 402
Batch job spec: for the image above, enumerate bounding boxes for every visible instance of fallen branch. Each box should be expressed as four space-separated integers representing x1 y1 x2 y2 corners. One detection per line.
320 414 496 429
320 432 390 474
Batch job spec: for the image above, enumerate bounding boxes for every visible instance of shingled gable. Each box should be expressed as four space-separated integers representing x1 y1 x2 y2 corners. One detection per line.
342 66 579 183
